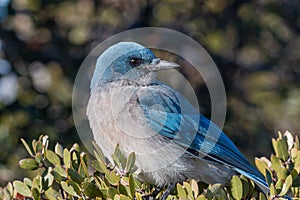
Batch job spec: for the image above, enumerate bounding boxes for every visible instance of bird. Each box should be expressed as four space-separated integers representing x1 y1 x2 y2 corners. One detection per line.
87 42 269 198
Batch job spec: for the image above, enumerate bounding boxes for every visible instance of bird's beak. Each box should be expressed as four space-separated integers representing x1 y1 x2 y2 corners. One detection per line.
147 58 180 71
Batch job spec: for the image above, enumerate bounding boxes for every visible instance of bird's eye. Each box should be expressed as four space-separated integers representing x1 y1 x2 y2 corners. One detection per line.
129 57 141 67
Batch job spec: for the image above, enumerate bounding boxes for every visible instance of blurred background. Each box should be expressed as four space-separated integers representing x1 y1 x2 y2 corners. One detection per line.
0 0 299 185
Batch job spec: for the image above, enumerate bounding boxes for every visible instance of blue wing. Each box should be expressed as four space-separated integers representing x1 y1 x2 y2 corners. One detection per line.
138 84 268 191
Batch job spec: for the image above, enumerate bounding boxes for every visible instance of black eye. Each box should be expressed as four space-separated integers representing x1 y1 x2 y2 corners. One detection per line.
130 57 141 67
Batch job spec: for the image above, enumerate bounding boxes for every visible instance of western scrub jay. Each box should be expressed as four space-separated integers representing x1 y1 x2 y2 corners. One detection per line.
87 42 268 196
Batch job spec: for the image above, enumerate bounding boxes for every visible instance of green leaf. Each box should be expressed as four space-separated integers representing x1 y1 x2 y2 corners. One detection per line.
45 150 61 166
42 168 54 190
265 169 273 186
71 151 79 169
270 183 277 197
183 182 193 199
271 154 281 173
259 192 267 200
67 180 81 195
61 181 77 196
94 175 108 189
71 143 81 152
2 187 11 200
35 153 43 164
23 178 32 188
82 182 102 198
129 174 135 198
100 187 118 198
118 183 130 196
13 181 31 197
63 149 71 168
176 183 186 198
52 165 67 181
67 168 84 184
294 152 300 170
32 175 42 191
275 139 289 161
31 187 40 200
21 138 34 156
275 179 283 190
279 175 292 196
41 135 49 147
105 171 120 186
44 186 60 200
92 141 106 163
125 152 136 173
277 167 288 180
19 158 39 170
79 152 89 177
54 143 63 158
255 158 268 176
114 194 131 200
92 160 108 174
240 176 249 198
112 145 127 170
292 175 300 187
230 175 243 200
197 195 207 200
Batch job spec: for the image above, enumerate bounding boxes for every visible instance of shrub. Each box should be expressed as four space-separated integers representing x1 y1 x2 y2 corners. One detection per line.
0 131 299 200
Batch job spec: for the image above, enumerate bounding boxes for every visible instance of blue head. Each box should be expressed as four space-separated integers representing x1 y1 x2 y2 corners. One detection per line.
91 42 179 89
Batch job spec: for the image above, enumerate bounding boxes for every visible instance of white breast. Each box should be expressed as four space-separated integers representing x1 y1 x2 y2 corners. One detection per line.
87 83 234 186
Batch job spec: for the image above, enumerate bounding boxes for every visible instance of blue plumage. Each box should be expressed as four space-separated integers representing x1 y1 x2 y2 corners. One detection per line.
87 42 269 195
139 84 268 190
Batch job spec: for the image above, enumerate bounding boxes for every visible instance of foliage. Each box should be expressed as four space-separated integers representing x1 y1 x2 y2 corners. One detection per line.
0 131 299 200
0 0 300 185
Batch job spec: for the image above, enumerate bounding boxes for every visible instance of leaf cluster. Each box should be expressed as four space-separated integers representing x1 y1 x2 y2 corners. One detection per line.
0 132 299 200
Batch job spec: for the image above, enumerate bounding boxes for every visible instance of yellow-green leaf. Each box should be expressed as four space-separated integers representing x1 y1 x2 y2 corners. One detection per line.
21 138 34 156
183 182 193 199
105 171 120 186
63 149 71 168
275 139 289 161
67 168 84 184
100 187 118 198
35 153 43 164
259 192 267 200
129 174 135 198
114 194 131 200
44 187 60 200
240 176 249 198
255 158 268 176
125 152 136 173
68 180 81 195
13 181 31 197
271 154 281 173
82 182 102 198
279 175 292 196
61 181 77 196
92 142 106 163
196 195 207 200
270 183 277 197
230 175 243 200
176 183 186 198
31 187 40 200
19 158 39 170
92 160 108 174
54 143 63 158
45 150 61 166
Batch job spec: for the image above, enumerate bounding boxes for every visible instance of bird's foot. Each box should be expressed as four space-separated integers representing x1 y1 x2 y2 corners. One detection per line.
159 183 176 200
